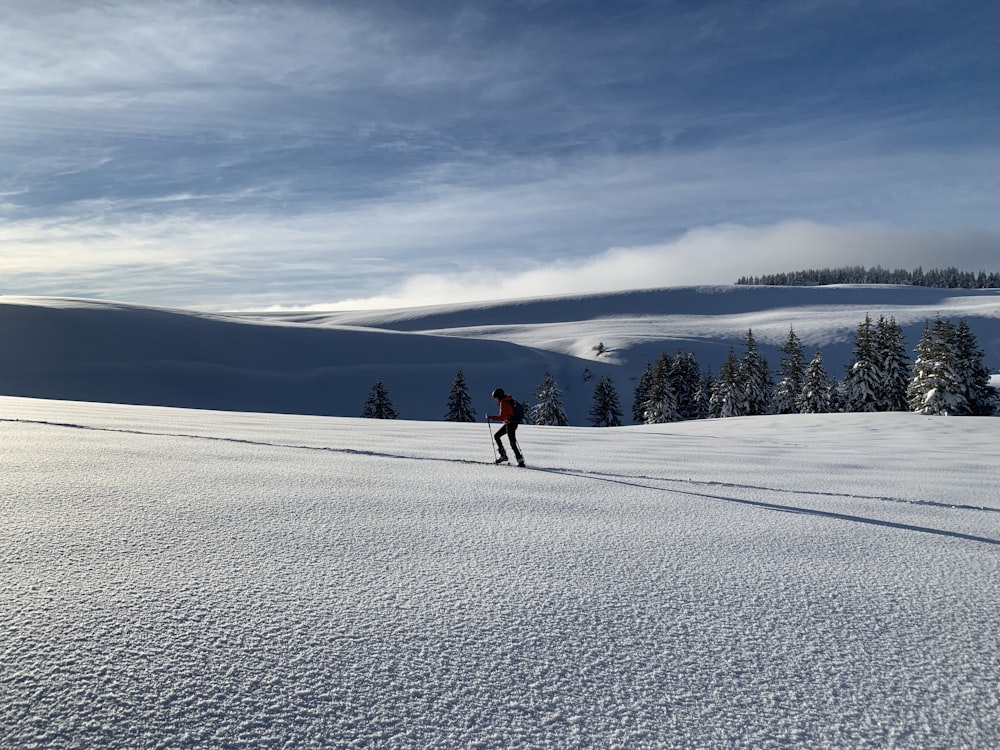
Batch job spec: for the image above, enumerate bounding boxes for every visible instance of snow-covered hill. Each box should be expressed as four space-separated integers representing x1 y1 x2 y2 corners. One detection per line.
2 396 997 748
1 285 999 422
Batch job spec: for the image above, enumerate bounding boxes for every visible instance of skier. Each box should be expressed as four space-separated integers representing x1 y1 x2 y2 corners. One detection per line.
488 388 525 466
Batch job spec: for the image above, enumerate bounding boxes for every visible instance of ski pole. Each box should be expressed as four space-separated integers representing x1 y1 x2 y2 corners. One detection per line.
485 412 498 463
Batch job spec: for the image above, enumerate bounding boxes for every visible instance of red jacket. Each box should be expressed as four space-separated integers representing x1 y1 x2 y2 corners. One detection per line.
490 394 516 423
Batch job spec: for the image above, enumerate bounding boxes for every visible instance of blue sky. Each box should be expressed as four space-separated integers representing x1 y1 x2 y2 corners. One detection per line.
2 0 998 310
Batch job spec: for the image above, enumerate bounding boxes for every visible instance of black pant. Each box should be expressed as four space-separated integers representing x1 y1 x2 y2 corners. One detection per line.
494 422 522 460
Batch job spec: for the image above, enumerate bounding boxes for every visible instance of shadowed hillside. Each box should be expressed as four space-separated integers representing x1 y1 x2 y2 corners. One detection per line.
2 285 998 423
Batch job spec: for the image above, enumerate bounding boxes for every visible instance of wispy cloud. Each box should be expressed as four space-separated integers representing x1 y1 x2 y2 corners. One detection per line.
3 139 1000 309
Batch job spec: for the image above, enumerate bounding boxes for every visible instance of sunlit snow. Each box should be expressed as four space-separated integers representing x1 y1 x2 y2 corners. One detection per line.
2 397 997 748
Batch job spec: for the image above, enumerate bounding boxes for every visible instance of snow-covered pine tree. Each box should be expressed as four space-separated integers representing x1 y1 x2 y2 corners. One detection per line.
532 371 569 426
445 369 476 422
589 375 623 427
875 316 910 411
842 314 882 412
741 329 772 415
362 379 398 419
693 370 714 420
643 352 680 424
707 369 723 419
907 317 965 415
711 347 749 418
797 350 835 413
772 325 806 414
954 320 995 415
632 362 655 424
670 350 705 421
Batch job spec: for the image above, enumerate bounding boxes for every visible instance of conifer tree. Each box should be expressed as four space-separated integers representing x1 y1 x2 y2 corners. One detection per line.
670 350 705 420
954 321 995 415
842 314 882 412
711 347 748 418
532 371 569 426
875 316 910 411
707 369 723 419
798 350 835 413
693 371 713 420
445 369 476 422
589 375 623 427
632 362 655 424
362 379 398 419
643 352 680 423
773 325 806 414
741 329 772 415
907 318 965 415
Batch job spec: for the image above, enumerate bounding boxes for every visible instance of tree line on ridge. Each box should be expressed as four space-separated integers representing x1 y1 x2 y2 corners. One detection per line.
736 265 1000 289
361 315 997 424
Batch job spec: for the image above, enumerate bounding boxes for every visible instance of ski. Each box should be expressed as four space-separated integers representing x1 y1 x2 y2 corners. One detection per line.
493 458 527 468
461 459 530 468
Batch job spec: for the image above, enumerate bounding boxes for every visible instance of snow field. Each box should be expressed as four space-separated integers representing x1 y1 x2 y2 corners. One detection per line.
1 397 998 748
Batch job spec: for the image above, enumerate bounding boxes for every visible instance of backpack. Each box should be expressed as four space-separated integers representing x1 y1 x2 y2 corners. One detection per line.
510 398 525 424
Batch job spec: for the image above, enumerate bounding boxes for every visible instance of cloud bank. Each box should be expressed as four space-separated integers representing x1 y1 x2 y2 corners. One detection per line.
281 222 1000 311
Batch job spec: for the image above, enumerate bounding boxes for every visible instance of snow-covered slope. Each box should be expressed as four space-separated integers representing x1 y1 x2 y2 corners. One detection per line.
1 285 998 423
0 296 556 419
2 396 997 748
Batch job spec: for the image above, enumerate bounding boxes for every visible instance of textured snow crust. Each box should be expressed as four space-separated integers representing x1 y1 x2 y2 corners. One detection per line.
2 397 998 748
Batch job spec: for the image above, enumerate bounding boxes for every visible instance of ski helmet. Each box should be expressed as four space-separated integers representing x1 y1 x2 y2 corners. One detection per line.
491 388 505 400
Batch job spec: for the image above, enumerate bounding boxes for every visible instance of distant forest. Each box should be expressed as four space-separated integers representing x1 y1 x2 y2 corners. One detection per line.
735 266 1000 289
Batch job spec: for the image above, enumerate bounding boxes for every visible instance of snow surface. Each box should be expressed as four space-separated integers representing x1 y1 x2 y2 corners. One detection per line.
1 285 998 424
2 396 998 748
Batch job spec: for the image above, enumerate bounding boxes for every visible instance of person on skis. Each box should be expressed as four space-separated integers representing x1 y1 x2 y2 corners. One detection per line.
488 388 525 466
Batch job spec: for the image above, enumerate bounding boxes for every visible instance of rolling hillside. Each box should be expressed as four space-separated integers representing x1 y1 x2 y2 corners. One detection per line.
1 285 998 423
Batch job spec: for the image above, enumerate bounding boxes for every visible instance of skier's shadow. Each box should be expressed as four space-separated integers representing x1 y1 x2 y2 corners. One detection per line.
535 466 1000 547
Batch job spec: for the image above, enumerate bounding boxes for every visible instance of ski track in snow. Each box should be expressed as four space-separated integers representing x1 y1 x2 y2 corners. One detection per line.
4 415 997 518
2 398 999 749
